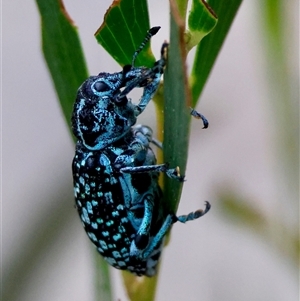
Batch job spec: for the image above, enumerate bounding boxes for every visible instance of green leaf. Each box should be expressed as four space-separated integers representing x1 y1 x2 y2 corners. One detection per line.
218 190 299 266
186 0 218 51
190 0 243 106
35 1 113 300
95 0 155 67
35 0 89 130
260 0 298 197
218 192 267 230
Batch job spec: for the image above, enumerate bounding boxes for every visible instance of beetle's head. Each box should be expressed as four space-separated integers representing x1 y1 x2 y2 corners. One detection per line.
71 72 137 150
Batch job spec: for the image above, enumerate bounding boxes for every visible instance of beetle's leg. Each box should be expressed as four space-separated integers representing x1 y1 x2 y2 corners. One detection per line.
151 138 163 149
132 125 162 149
134 42 168 116
130 196 154 257
131 212 174 260
114 125 184 181
135 202 211 260
190 107 209 129
119 164 184 182
117 42 169 117
175 201 211 223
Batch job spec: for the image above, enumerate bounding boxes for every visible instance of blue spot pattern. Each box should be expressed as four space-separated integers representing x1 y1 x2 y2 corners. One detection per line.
72 27 210 276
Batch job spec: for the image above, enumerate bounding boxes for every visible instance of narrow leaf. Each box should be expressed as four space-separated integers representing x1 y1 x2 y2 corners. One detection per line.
218 192 267 229
35 1 113 300
95 0 155 67
186 0 218 51
35 0 89 129
260 0 298 196
190 0 243 106
218 190 299 266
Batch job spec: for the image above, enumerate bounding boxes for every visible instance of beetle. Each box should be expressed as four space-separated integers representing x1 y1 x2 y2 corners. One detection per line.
71 27 210 276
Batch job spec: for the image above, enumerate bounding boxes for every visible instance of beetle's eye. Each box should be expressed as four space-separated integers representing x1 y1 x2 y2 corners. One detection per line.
93 81 110 92
115 95 128 106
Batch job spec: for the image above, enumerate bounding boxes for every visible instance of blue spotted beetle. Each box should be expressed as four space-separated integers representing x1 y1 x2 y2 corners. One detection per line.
72 27 210 276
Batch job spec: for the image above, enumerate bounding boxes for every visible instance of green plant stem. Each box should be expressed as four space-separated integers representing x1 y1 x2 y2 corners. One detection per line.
122 270 160 301
94 255 113 301
163 0 191 213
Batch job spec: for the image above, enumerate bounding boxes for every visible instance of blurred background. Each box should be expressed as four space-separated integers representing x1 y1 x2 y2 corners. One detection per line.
3 0 298 300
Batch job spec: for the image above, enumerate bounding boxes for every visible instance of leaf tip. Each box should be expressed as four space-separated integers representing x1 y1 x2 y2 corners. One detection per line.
59 0 76 26
95 0 121 36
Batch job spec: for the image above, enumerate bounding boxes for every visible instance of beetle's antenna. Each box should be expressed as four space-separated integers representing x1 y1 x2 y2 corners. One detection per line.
131 26 160 67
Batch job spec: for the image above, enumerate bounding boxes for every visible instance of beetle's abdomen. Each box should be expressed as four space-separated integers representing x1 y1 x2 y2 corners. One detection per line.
72 143 157 275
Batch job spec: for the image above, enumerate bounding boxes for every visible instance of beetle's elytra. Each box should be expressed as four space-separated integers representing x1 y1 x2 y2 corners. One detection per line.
72 27 210 276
